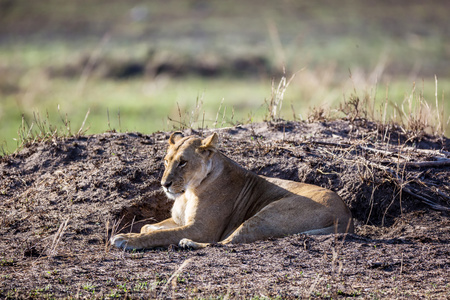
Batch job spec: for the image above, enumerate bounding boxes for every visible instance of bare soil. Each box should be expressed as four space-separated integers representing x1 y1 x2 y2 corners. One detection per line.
1 120 449 299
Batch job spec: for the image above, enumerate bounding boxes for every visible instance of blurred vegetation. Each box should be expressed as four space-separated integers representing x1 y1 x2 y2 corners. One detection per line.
1 0 449 152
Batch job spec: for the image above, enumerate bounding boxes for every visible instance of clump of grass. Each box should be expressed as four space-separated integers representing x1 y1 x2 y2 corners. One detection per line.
167 95 236 132
332 74 447 139
14 106 90 152
0 143 8 157
307 106 326 123
393 76 447 138
265 72 296 122
339 93 371 123
167 96 205 131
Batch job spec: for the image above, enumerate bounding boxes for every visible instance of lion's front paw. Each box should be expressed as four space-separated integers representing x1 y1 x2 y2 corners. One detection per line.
179 238 195 249
110 233 142 250
179 238 208 250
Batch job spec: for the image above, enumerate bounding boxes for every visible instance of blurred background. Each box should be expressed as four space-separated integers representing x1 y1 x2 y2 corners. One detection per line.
1 0 449 152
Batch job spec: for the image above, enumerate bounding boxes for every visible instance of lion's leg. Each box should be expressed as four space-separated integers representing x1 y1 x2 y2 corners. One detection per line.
140 218 179 233
220 196 337 245
112 223 207 250
179 213 280 249
178 197 337 249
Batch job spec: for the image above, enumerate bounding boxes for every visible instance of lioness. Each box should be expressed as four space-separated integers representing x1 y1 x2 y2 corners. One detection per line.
111 132 354 250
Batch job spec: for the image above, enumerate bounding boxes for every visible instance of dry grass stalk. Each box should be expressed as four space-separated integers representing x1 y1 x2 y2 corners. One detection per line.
106 108 111 131
158 258 194 299
190 96 203 128
47 218 70 257
391 79 447 138
57 104 72 136
105 216 125 253
214 98 225 128
267 72 296 121
168 97 207 130
77 108 91 136
305 273 323 298
435 75 441 133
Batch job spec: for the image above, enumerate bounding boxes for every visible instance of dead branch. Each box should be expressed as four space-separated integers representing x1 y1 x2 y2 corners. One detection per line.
402 147 450 157
309 141 411 160
400 159 450 168
361 158 450 212
401 186 450 211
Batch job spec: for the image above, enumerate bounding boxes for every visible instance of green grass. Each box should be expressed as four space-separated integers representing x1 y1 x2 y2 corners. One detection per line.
1 73 448 154
1 0 449 153
0 76 268 152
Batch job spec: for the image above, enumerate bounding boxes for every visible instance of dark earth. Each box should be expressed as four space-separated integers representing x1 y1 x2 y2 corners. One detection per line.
1 120 449 299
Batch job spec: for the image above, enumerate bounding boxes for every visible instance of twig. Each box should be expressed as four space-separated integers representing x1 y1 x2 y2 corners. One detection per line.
266 135 450 212
400 159 450 168
308 141 450 168
158 258 193 299
77 109 91 136
305 273 322 298
106 216 125 253
309 140 450 158
402 147 450 157
362 158 450 211
48 218 70 257
310 141 412 160
358 145 410 160
430 186 450 201
401 186 450 211
310 141 352 148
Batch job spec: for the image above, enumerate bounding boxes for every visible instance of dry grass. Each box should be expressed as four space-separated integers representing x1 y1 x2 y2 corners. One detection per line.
14 107 91 153
325 75 448 140
46 218 69 257
167 95 237 132
265 71 297 122
3 68 448 159
393 77 447 138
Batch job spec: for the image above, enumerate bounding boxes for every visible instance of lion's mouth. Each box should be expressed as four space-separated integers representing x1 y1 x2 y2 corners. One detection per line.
163 186 185 199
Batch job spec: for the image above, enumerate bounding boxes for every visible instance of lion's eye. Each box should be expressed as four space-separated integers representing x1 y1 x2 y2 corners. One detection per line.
179 160 187 168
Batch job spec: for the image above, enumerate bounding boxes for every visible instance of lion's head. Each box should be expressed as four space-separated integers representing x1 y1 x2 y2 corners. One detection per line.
161 132 218 200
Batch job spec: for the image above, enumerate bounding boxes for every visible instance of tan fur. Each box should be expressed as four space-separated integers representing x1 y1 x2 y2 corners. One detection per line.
111 132 354 250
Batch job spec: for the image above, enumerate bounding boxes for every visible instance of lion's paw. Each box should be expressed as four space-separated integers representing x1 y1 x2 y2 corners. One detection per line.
110 234 140 250
179 238 208 249
179 238 195 249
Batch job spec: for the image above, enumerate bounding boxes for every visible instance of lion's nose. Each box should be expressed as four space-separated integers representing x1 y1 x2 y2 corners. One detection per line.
162 181 172 189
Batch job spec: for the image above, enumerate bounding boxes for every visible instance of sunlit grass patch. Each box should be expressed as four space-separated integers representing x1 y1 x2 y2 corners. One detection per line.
0 76 272 152
1 71 448 155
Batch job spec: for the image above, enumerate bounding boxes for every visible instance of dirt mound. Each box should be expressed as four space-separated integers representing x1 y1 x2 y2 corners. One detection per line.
1 120 449 299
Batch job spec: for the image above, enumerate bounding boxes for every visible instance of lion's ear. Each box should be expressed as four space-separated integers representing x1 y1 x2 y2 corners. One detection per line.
169 132 183 145
201 133 218 149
